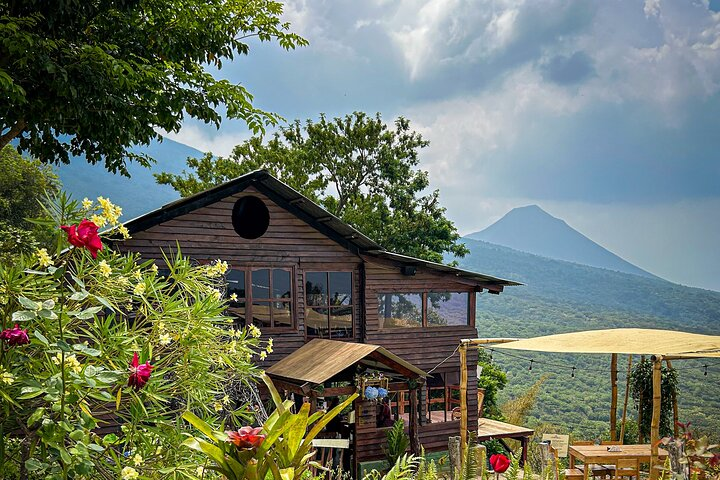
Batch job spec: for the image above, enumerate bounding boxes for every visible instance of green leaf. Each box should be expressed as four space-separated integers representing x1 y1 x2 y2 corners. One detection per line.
27 407 45 427
18 388 44 400
18 296 40 310
181 411 220 443
69 291 89 301
42 299 55 309
93 295 112 310
181 437 231 473
56 340 72 352
84 365 97 377
34 330 49 345
12 310 35 322
38 308 58 320
25 458 45 472
74 306 102 320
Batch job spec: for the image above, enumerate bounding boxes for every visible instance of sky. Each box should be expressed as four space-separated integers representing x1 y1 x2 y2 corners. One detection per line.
165 0 720 292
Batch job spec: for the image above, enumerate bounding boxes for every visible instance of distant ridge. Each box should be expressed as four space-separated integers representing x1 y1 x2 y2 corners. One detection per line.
466 204 657 278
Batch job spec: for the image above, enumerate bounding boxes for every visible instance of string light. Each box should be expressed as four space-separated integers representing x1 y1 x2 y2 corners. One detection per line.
704 365 708 376
528 359 534 371
571 367 576 378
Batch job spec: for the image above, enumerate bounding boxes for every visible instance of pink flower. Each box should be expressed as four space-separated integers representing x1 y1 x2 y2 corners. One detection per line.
127 352 152 391
0 324 30 346
226 426 265 449
60 219 103 258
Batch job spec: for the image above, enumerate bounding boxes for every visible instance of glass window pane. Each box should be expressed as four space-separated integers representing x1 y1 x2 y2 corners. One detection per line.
252 301 271 328
305 307 329 337
378 293 422 328
252 269 270 299
329 306 353 338
306 272 327 307
227 302 247 328
273 269 291 299
427 292 469 327
227 269 246 299
329 272 352 306
273 301 292 328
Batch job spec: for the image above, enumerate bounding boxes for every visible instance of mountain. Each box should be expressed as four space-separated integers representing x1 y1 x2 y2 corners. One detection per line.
467 205 656 278
54 137 204 220
455 238 720 439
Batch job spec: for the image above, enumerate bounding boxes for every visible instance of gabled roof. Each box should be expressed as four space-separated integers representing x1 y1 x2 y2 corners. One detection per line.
124 169 519 288
265 339 428 386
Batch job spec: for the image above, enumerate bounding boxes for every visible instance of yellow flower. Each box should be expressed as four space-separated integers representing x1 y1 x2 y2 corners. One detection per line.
118 225 130 239
132 270 143 281
222 395 230 405
150 264 158 274
121 466 139 480
82 197 93 210
259 351 267 360
132 453 143 466
157 322 166 332
248 325 261 338
36 248 52 268
90 214 107 228
155 446 163 455
98 260 112 278
266 344 273 354
65 354 82 374
133 282 146 296
196 466 205 477
0 368 14 385
213 402 223 412
159 333 172 346
229 293 238 302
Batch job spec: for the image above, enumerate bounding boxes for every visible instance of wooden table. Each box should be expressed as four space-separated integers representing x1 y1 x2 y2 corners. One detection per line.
477 418 535 466
568 444 668 480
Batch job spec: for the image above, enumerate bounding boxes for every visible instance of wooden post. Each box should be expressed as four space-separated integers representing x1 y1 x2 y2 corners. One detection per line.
650 355 663 480
666 359 679 436
620 355 633 444
409 386 421 454
460 342 468 454
610 353 618 441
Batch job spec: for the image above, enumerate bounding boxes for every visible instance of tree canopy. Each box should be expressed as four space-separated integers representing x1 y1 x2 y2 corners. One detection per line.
156 112 469 263
0 0 306 175
0 145 59 261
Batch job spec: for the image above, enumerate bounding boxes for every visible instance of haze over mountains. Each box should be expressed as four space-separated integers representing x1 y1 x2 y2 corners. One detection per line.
467 205 657 279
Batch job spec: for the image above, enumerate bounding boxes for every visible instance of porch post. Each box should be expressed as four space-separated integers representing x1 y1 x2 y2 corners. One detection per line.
409 384 421 454
459 341 468 453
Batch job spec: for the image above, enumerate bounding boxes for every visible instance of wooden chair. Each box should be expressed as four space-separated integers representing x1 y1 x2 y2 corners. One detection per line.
601 441 622 445
540 442 583 480
613 458 640 480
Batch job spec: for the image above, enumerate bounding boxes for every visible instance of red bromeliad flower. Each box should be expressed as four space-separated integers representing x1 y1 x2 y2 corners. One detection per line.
0 324 30 346
60 219 103 258
226 426 265 449
490 453 511 473
127 352 152 391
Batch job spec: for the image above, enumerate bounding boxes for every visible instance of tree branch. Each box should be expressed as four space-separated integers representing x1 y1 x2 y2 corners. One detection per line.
0 119 27 150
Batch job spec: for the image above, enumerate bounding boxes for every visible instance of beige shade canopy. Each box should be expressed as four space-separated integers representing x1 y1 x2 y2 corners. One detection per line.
492 328 720 357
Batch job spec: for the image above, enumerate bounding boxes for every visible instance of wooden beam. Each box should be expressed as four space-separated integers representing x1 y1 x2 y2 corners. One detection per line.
610 353 618 441
650 355 663 480
409 387 421 454
319 385 358 397
462 338 521 346
459 342 468 454
620 355 633 444
366 351 419 379
270 378 312 396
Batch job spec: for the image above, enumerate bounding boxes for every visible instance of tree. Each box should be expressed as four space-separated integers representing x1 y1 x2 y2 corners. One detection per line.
0 145 59 261
0 0 306 175
477 349 507 420
156 112 469 263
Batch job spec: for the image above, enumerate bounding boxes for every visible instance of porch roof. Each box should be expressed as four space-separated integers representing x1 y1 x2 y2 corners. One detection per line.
265 339 428 386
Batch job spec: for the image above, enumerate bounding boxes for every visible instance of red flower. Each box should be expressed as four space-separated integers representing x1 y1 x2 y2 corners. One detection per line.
490 453 511 473
60 219 103 258
127 352 152 391
226 426 265 449
0 324 30 346
709 454 720 468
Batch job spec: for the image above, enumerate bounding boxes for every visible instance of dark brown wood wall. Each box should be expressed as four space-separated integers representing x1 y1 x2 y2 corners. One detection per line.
118 187 363 365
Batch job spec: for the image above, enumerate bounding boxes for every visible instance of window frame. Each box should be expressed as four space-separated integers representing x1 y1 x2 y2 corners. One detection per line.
225 266 297 331
378 291 476 329
303 270 355 341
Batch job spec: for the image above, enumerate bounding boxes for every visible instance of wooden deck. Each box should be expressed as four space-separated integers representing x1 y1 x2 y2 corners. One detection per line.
477 418 534 465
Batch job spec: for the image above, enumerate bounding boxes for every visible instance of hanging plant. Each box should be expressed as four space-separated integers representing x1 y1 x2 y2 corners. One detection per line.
629 358 678 441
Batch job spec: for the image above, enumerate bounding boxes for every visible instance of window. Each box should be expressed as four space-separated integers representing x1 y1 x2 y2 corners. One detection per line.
306 272 353 338
225 267 294 329
378 293 423 329
378 291 471 328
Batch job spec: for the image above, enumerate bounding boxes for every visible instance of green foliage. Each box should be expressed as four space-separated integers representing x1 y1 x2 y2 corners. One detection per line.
477 348 507 420
505 452 521 480
501 375 548 426
454 438 479 480
629 359 678 441
156 112 469 263
0 193 269 478
0 0 307 175
363 454 420 480
182 374 358 480
415 449 439 480
0 145 59 261
384 420 411 469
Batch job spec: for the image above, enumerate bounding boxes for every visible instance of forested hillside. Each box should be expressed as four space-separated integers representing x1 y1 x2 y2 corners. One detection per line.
456 238 720 439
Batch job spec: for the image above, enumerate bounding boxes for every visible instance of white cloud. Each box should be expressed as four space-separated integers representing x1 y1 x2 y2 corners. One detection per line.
161 123 250 156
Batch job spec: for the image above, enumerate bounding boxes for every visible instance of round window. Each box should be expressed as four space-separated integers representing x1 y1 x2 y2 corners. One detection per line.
231 196 270 239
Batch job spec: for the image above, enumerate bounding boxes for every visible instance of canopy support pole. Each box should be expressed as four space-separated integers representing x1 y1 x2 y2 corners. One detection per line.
650 355 663 480
620 355 633 443
610 353 618 440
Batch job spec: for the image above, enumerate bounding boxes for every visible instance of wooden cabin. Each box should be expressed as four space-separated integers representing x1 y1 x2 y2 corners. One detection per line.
120 170 518 472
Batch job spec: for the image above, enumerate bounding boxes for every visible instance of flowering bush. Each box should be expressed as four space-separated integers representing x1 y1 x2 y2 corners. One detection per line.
0 194 271 479
660 422 720 480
